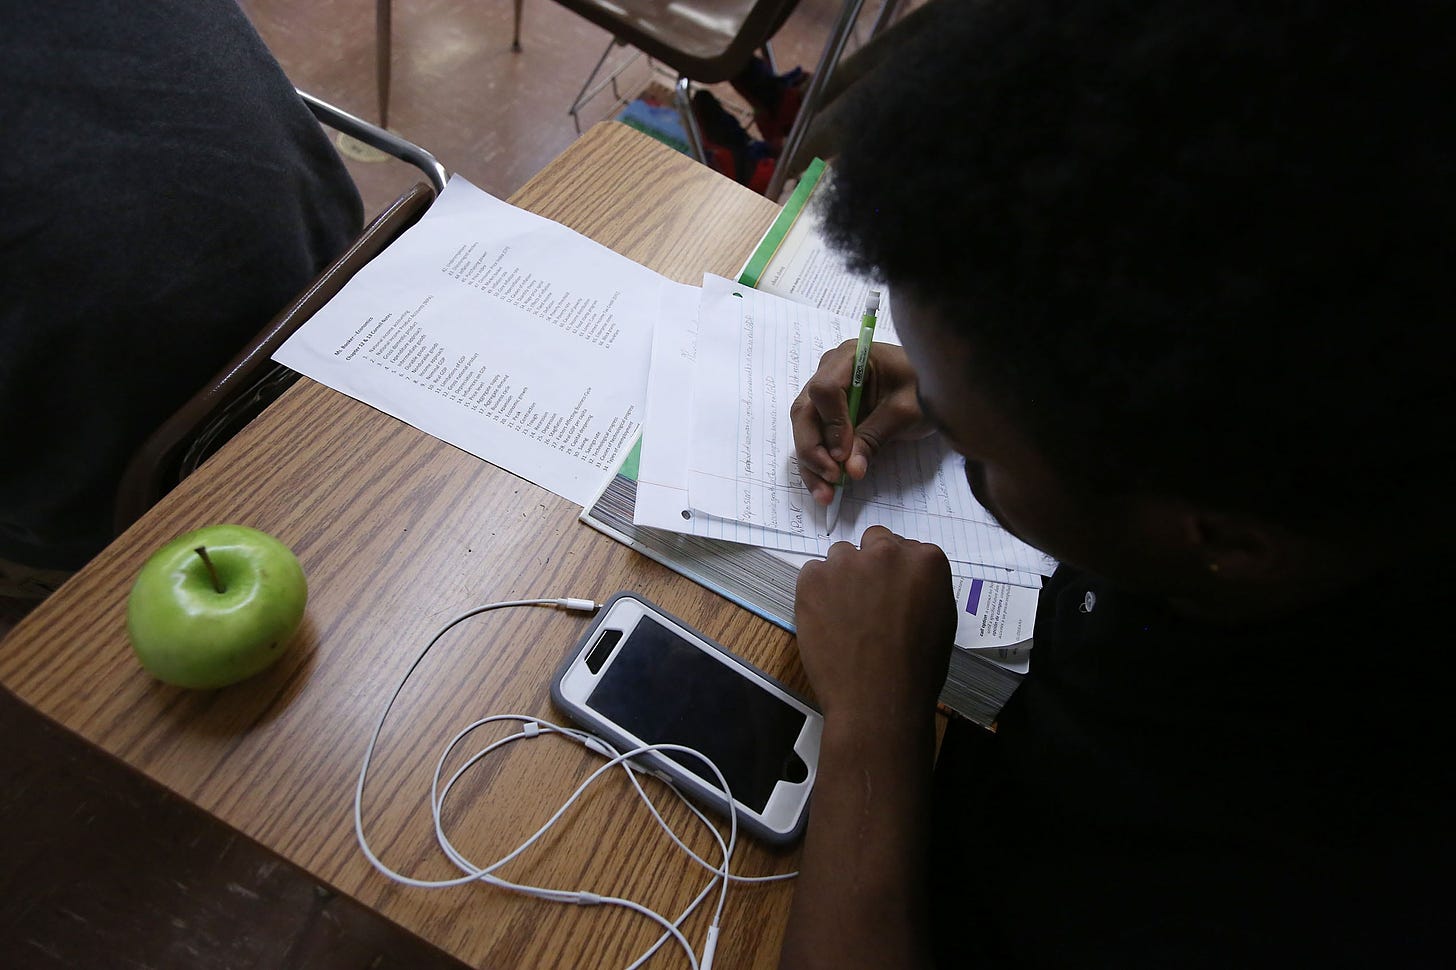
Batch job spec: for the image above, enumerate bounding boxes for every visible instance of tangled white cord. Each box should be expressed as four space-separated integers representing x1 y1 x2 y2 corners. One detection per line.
353 597 798 970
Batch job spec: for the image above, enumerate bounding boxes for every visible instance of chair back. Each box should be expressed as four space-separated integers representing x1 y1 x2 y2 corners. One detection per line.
113 181 437 535
555 0 801 82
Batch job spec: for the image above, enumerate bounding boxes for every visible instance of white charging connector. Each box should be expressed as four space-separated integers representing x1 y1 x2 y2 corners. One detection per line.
352 595 797 970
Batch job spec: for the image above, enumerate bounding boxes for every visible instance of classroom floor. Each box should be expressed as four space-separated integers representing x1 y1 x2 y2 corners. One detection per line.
237 0 879 218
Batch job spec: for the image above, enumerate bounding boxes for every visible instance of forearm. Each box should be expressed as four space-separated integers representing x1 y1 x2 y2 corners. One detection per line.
779 712 939 970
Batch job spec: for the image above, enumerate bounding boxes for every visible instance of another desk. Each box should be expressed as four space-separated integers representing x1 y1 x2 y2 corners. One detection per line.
0 122 797 969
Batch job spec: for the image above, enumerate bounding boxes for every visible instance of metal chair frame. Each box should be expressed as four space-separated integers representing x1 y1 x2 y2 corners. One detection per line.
528 0 875 198
563 39 763 159
298 89 448 194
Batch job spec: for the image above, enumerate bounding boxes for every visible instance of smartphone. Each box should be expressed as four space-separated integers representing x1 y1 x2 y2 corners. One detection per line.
551 592 822 844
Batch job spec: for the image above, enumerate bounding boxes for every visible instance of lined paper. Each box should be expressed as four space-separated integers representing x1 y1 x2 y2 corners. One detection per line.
682 275 1056 579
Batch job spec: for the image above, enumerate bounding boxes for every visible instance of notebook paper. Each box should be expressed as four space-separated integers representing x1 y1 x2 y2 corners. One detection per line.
681 275 1056 578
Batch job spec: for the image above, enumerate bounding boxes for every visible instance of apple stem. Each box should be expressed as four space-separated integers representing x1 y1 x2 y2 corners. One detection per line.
194 546 225 594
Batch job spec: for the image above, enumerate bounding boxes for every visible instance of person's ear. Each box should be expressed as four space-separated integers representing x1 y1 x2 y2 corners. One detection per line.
1185 510 1283 581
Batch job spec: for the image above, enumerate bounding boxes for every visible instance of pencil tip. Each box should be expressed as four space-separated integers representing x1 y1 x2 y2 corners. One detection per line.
825 489 844 535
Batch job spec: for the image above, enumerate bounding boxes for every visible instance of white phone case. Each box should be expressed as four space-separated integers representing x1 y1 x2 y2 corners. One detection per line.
551 592 821 843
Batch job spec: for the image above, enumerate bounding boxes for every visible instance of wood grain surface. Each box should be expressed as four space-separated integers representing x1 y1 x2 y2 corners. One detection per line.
0 123 797 969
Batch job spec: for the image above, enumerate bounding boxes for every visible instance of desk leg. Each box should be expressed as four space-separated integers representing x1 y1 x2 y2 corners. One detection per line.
376 0 392 128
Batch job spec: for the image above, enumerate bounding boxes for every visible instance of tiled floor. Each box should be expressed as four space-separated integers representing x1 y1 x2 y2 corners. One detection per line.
238 0 884 217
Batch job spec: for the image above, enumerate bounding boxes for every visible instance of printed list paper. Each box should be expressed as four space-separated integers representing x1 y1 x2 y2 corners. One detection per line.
273 176 662 506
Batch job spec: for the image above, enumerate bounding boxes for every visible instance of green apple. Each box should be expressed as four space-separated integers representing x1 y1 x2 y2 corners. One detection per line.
126 524 308 688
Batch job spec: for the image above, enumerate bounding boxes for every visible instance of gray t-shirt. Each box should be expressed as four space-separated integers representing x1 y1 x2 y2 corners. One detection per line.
0 0 363 568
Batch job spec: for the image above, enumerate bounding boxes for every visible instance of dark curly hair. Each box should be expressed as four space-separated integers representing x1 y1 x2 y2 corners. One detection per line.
822 0 1453 533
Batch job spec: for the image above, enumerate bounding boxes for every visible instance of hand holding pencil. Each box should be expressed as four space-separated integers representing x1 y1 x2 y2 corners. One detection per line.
789 294 936 527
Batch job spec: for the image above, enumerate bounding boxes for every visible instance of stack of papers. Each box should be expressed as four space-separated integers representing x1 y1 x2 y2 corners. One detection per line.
639 276 1053 582
632 274 1057 672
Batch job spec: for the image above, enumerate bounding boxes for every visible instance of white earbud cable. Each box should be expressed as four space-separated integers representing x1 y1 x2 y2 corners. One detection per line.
352 596 797 970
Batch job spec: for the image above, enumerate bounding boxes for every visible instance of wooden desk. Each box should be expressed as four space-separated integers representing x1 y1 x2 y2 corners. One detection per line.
0 122 796 969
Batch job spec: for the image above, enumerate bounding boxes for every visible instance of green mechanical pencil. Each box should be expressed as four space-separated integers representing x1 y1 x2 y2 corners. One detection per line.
825 289 881 533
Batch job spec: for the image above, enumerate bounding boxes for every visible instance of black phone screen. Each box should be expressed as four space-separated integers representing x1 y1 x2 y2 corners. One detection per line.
585 616 809 813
